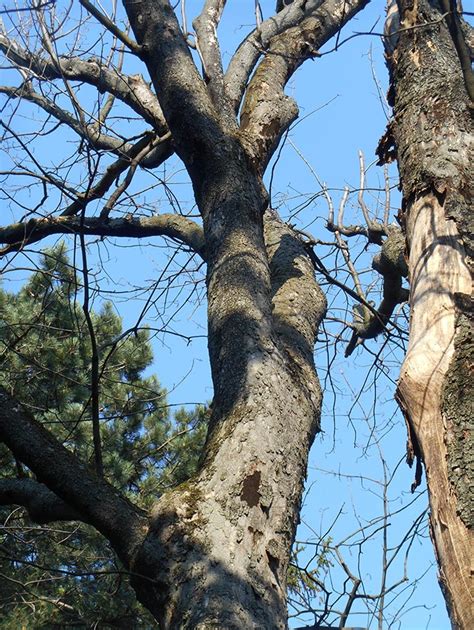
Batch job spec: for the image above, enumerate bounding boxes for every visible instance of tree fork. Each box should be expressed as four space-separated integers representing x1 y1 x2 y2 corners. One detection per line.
125 172 326 627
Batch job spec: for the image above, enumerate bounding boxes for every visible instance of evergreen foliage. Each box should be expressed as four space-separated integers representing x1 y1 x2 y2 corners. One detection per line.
0 245 207 628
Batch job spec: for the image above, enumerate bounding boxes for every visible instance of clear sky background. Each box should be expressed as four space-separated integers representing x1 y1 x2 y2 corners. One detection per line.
0 1 455 628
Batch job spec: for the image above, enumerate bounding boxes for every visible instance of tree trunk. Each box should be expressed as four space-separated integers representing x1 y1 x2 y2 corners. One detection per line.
128 172 326 627
384 1 473 627
116 4 328 623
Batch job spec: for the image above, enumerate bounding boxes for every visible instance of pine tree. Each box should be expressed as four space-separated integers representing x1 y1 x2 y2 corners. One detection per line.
0 245 207 628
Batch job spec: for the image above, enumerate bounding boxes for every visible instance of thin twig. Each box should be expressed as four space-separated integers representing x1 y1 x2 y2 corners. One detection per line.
358 150 372 227
79 0 143 55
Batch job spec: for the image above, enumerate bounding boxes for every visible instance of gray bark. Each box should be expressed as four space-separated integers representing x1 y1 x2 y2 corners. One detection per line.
127 205 326 627
382 1 473 627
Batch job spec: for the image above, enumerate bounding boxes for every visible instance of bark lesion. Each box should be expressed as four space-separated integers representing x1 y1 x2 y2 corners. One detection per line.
385 0 474 604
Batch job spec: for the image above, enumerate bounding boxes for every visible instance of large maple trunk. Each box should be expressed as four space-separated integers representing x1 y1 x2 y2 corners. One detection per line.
130 352 322 628
385 1 473 627
128 168 326 627
117 2 330 623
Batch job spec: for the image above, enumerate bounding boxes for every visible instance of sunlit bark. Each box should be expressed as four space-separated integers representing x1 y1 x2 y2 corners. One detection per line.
383 1 474 626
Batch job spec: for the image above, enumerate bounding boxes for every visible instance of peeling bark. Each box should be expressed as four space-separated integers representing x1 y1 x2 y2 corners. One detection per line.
386 1 474 626
396 193 472 629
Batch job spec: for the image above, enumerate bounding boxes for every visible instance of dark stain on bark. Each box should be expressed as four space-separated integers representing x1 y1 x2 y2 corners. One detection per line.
376 120 397 164
241 470 261 508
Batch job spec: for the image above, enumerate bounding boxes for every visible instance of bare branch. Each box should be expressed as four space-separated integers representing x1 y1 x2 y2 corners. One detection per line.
0 214 206 259
326 157 388 242
343 227 408 357
239 0 370 171
319 172 408 357
0 1 55 14
0 125 172 223
225 0 309 112
0 31 167 131
79 0 143 55
0 478 82 524
0 388 147 564
60 132 173 218
0 82 141 156
124 0 222 171
331 187 367 302
79 231 103 477
90 45 125 132
33 5 85 127
358 150 372 226
192 1 231 118
99 136 167 220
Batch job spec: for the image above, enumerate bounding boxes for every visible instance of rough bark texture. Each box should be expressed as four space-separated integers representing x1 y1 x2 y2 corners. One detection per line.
118 3 332 624
441 294 474 530
385 1 473 627
127 175 326 626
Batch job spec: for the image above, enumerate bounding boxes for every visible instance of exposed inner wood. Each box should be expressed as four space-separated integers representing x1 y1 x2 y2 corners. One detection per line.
397 192 473 629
